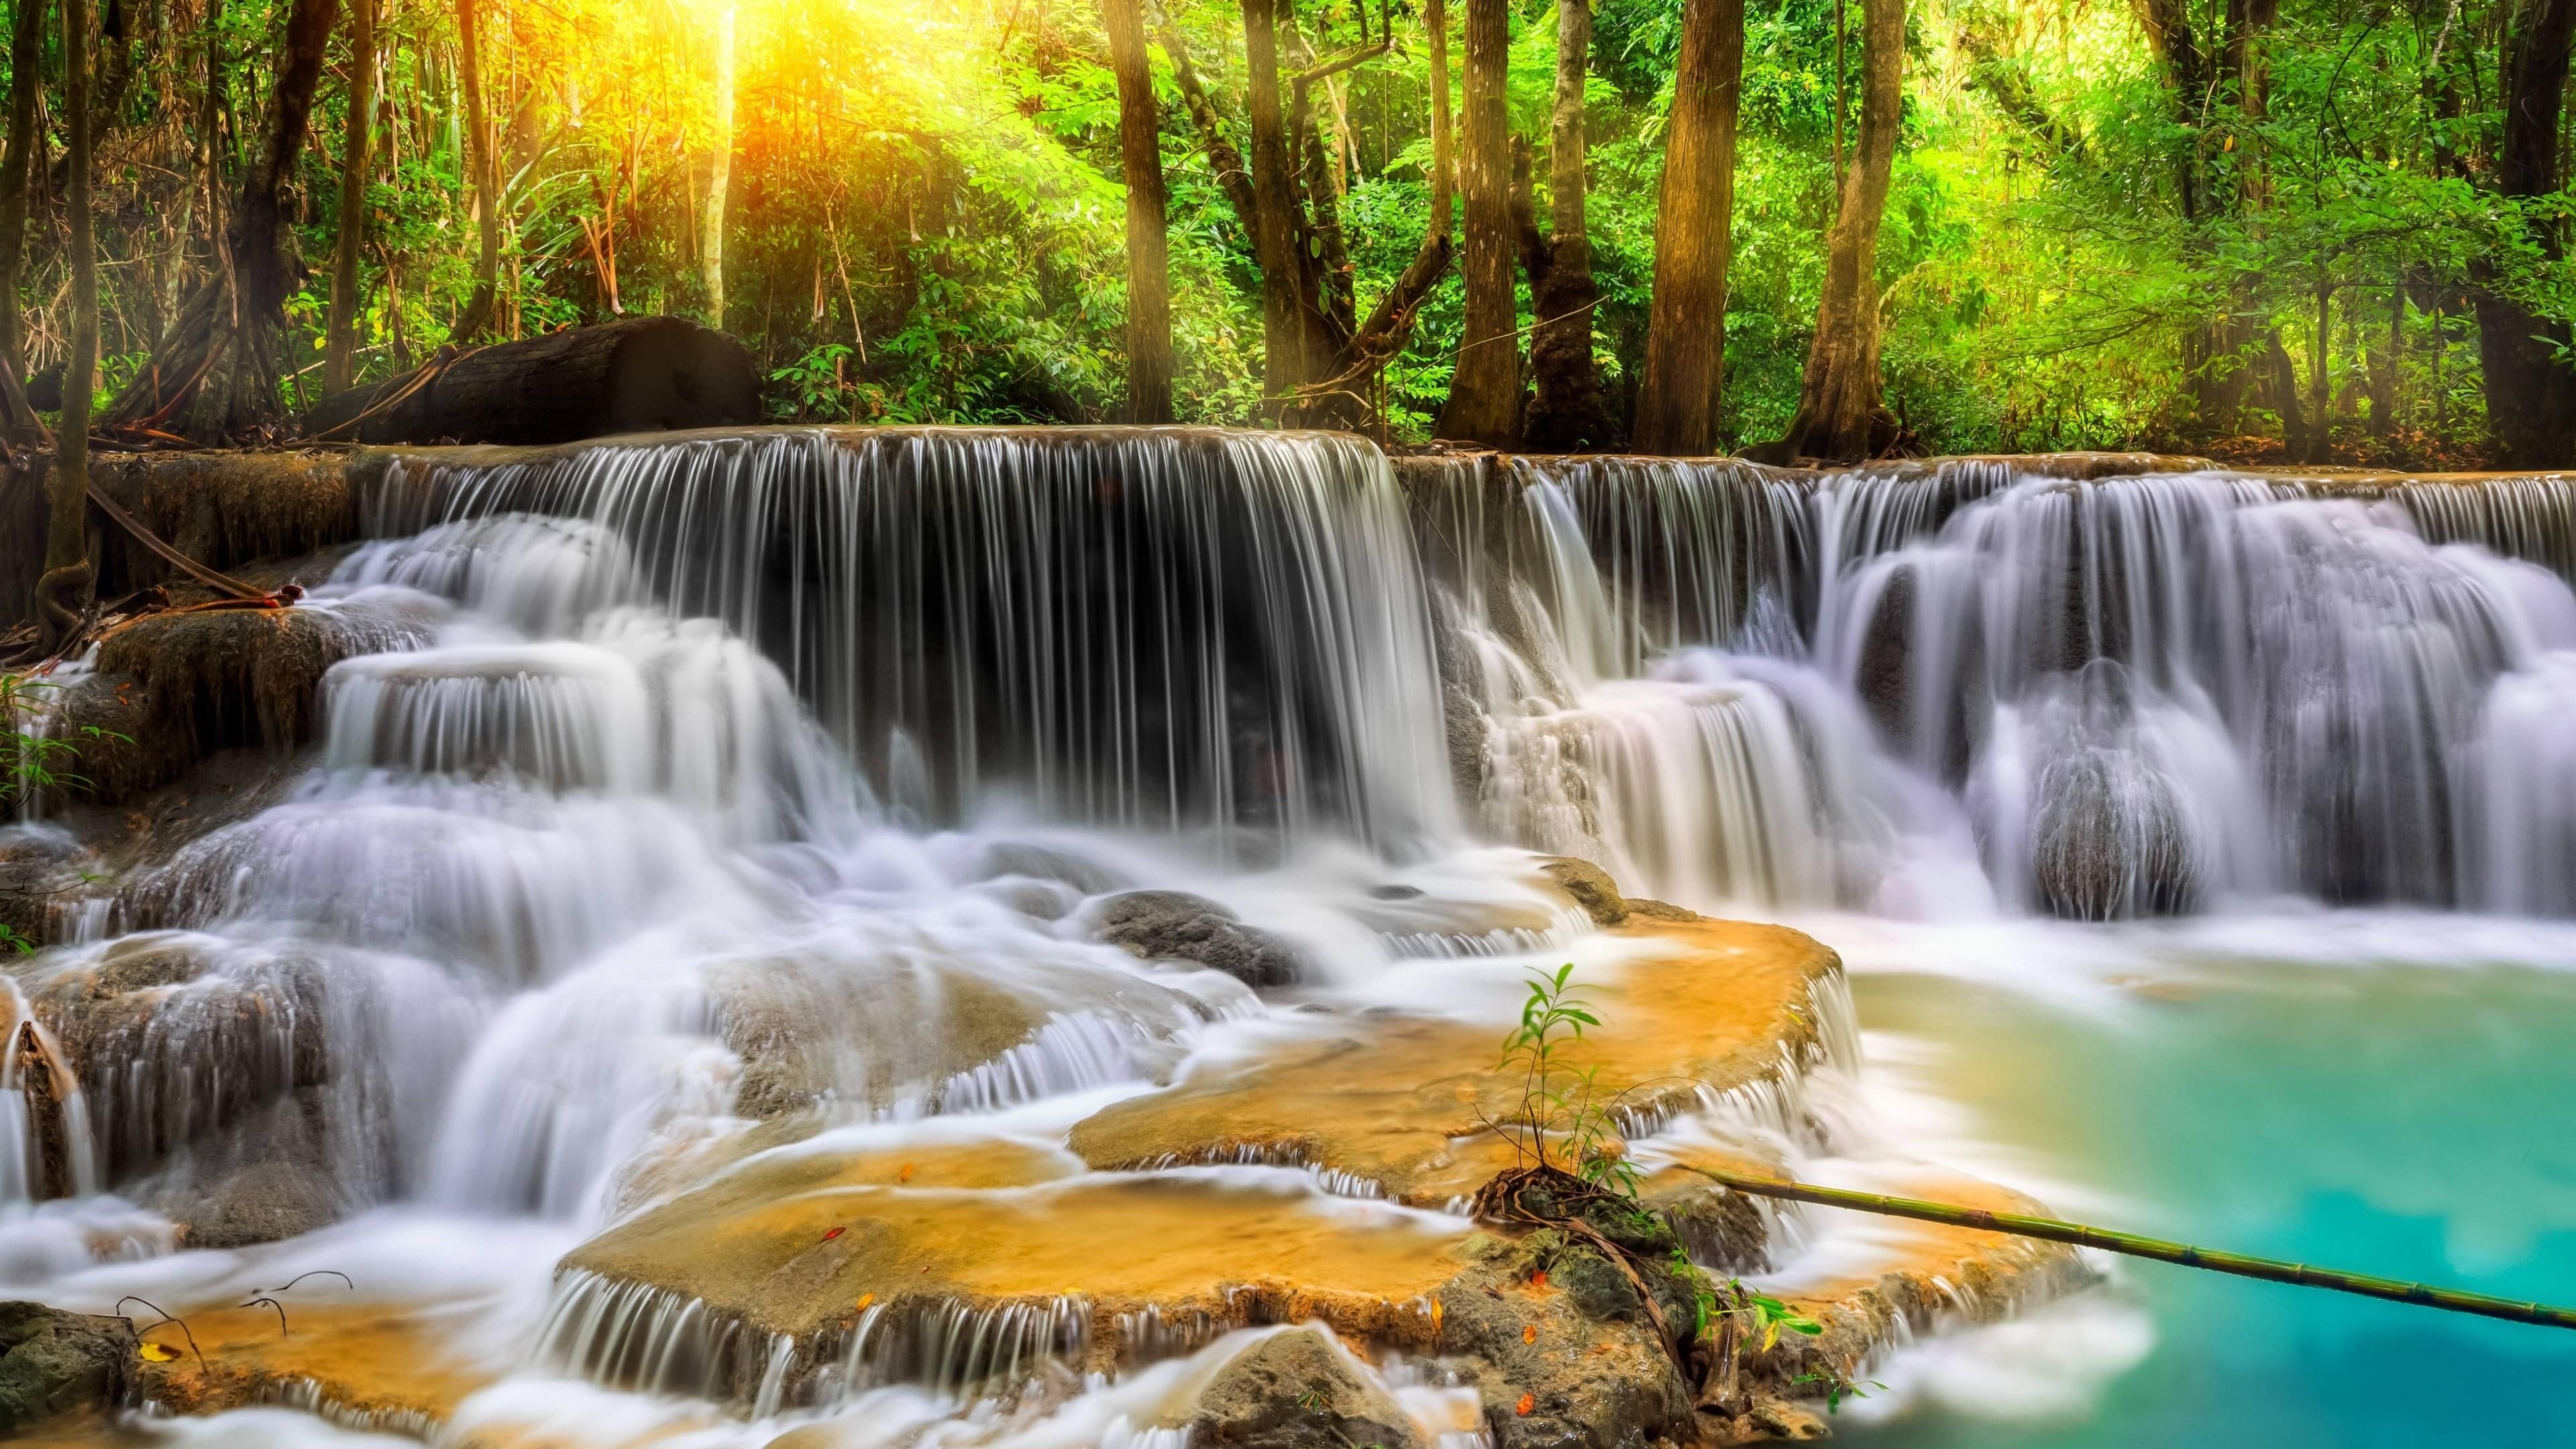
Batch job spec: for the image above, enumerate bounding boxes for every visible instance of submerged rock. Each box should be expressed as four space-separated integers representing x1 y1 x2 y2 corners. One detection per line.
1186 1328 1422 1449
1092 890 1303 989
0 1302 137 1434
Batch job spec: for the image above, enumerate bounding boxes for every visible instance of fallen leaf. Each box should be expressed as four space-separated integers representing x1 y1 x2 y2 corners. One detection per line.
821 1226 845 1242
140 1341 180 1362
1515 1393 1536 1416
1430 1301 1444 1330
898 1163 915 1183
1523 1323 1537 1344
1529 1270 1548 1289
855 1293 875 1312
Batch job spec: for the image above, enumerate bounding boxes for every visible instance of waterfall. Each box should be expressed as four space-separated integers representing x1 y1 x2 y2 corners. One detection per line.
364 427 1456 854
1424 455 2576 918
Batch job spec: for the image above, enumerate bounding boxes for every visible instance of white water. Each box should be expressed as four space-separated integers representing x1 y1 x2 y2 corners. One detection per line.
7 431 2576 1444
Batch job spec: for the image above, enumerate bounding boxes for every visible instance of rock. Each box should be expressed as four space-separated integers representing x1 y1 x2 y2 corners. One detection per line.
1186 1328 1422 1449
152 1098 350 1250
710 946 1218 1120
1435 1257 1691 1449
1093 890 1302 989
0 827 98 950
0 1301 138 1434
56 596 431 808
2013 663 2202 921
1536 857 1626 926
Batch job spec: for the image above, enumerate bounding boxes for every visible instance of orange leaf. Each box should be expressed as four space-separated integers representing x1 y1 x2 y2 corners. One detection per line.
139 1340 180 1363
1529 1270 1548 1289
821 1226 845 1242
898 1163 916 1183
855 1293 875 1312
1515 1393 1536 1416
1523 1323 1537 1344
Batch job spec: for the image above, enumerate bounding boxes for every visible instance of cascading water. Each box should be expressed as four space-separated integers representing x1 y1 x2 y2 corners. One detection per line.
364 428 1454 853
7 429 2576 1448
1424 455 2576 919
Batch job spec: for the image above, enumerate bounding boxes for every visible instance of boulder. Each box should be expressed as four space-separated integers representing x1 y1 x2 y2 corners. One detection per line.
1535 857 1626 927
0 1302 137 1433
1435 1247 1692 1449
1093 890 1302 989
0 827 98 950
1186 1328 1422 1449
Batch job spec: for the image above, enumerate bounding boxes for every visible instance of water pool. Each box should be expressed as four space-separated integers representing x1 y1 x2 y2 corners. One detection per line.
1816 916 2576 1447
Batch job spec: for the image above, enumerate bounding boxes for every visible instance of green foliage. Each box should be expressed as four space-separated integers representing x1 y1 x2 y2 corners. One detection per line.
0 0 2563 458
1 672 102 807
1497 963 1646 1194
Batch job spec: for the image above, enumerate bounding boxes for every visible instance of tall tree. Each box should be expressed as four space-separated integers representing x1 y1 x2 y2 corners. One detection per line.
702 1 737 327
324 0 380 392
453 0 503 341
0 0 46 439
42 0 99 646
1438 0 1517 445
1768 0 1903 462
1520 0 1613 451
1240 0 1307 408
99 0 340 438
1631 0 1744 456
2475 0 2576 467
1106 0 1174 423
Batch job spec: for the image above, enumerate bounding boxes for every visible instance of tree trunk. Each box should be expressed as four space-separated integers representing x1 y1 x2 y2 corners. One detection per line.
303 315 761 445
453 0 502 341
2475 0 2576 467
1769 0 1902 463
323 0 378 393
43 0 99 646
1428 0 1455 239
1632 0 1744 457
1156 9 1448 429
1105 0 1173 423
0 0 46 439
1240 0 1309 409
97 0 337 439
2306 280 2331 462
701 3 736 328
1522 0 1613 452
1438 0 1518 446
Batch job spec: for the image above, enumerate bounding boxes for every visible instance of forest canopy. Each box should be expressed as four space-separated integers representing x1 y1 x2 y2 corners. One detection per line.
0 0 2571 469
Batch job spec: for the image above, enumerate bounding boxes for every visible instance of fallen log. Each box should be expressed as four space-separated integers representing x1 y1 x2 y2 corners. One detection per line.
301 316 761 446
1676 1164 2576 1330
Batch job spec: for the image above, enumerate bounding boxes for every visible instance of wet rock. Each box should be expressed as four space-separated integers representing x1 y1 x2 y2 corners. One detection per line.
1093 890 1302 989
710 947 1220 1119
1536 857 1626 926
56 598 429 808
1186 1328 1422 1449
0 827 99 949
147 1094 350 1250
1435 1258 1691 1449
0 1301 138 1433
2015 664 2202 920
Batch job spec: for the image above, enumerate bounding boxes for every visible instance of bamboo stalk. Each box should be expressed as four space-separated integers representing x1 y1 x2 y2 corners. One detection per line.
1676 1165 2576 1330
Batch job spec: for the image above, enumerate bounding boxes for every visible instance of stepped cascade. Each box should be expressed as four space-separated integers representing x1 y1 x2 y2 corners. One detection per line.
4 427 2575 1446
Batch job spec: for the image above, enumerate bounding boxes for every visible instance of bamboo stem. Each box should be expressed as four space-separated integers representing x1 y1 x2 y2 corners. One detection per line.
1676 1165 2576 1330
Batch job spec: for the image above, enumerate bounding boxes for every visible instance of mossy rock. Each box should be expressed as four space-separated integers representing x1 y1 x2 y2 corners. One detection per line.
0 1302 137 1434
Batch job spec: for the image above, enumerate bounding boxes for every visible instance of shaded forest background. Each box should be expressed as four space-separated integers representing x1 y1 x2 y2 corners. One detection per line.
1 0 2573 465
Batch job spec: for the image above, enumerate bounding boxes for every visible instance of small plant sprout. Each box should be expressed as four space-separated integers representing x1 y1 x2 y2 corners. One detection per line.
1494 963 1643 1196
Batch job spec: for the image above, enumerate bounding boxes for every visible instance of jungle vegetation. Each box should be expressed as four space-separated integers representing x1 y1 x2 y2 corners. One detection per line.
0 0 2569 474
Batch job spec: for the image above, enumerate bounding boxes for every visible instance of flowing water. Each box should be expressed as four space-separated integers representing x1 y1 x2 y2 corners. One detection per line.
7 429 2575 1444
